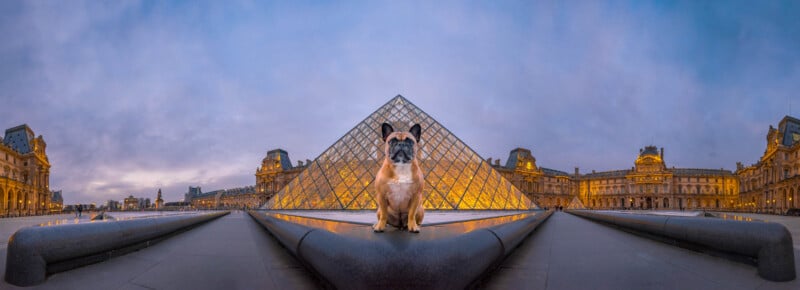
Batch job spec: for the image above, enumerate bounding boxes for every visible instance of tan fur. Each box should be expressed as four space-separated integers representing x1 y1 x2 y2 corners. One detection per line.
373 131 425 233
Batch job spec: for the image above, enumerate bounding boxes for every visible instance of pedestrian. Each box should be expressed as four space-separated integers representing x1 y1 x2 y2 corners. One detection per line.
77 204 83 218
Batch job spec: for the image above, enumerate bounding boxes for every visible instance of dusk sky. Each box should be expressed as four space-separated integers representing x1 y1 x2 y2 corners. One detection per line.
1 1 799 205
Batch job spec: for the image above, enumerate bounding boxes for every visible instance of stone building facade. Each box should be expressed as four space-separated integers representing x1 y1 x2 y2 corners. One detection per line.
155 188 164 209
185 185 259 209
576 146 738 210
124 195 140 210
489 146 738 210
255 149 306 205
736 116 800 214
191 114 800 214
185 149 308 209
1 124 52 217
248 146 740 211
219 186 258 209
50 189 63 213
492 148 576 209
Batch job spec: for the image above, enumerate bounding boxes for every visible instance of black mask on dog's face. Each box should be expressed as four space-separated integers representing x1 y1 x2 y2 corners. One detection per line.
382 123 422 164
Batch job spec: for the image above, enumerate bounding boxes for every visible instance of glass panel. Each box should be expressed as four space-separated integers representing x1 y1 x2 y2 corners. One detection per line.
264 95 536 210
459 164 487 209
492 181 512 209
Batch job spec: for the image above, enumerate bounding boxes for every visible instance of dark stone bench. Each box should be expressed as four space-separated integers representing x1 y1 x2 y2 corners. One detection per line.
5 211 229 286
568 210 795 282
248 210 553 289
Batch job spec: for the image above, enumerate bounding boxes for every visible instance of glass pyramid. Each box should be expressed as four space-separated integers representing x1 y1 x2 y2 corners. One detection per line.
264 95 537 210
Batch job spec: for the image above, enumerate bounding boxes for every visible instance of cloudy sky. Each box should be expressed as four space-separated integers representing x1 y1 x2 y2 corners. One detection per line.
1 1 799 204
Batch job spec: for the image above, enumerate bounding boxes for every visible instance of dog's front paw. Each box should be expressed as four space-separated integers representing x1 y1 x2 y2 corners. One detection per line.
373 223 386 232
408 224 420 233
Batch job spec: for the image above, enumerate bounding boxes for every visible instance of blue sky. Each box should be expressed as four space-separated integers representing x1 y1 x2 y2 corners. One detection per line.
1 1 799 204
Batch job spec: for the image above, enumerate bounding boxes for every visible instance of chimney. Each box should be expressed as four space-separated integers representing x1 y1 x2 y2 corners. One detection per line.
660 147 664 159
298 160 303 167
487 157 493 164
495 159 501 166
306 159 312 165
592 170 596 174
574 167 580 176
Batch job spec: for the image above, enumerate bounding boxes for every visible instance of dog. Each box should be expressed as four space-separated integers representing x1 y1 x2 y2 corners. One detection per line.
373 122 425 233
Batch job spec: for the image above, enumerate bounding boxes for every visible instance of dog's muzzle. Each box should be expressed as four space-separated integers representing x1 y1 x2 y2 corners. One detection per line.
389 139 415 163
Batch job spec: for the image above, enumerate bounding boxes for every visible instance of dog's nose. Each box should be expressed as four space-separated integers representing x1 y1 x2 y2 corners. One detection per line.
392 150 410 163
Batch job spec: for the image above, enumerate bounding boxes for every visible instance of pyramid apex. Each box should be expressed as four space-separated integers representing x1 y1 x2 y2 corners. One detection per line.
392 94 407 104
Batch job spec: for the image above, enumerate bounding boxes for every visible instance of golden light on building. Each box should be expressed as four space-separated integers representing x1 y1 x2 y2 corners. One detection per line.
264 96 535 210
248 101 800 214
1 124 52 217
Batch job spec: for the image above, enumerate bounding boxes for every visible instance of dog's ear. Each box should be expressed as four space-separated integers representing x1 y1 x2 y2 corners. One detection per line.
409 124 421 142
381 123 394 141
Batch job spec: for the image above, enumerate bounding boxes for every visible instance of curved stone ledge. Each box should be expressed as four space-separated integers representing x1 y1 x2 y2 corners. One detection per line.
568 210 795 282
248 210 553 289
5 211 229 286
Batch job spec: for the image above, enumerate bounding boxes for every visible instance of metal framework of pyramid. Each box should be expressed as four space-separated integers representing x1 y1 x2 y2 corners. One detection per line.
264 95 537 210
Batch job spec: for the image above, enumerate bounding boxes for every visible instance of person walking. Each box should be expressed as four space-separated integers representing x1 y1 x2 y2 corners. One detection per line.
77 204 83 218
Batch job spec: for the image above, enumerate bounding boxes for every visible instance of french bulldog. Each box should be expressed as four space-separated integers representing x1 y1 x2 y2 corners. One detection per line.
373 123 425 233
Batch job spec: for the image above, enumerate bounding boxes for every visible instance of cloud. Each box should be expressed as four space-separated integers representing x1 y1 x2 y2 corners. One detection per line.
1 1 798 204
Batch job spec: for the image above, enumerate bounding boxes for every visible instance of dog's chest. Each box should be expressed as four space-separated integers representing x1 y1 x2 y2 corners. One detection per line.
387 164 414 210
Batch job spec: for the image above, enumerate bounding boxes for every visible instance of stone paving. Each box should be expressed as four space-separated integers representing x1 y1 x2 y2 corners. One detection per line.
3 210 800 289
0 212 207 249
1 214 77 249
480 211 800 290
0 211 320 290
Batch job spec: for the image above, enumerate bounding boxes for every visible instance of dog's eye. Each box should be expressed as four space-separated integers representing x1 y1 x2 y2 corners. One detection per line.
388 138 398 145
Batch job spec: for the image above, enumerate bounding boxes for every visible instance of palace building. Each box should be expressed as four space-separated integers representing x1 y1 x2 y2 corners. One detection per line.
736 116 800 213
255 149 306 206
50 189 63 213
183 96 798 214
491 148 576 209
1 124 52 217
575 146 738 210
184 185 260 209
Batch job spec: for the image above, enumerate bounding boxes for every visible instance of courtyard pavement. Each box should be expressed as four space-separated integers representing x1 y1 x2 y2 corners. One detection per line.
2 210 800 289
480 211 800 290
1 214 77 249
0 211 320 290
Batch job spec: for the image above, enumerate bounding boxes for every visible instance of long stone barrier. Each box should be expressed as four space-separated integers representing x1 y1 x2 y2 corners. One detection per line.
568 210 795 282
5 211 229 286
248 210 553 289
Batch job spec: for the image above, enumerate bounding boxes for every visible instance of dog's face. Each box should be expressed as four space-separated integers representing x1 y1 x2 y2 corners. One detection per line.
381 123 421 164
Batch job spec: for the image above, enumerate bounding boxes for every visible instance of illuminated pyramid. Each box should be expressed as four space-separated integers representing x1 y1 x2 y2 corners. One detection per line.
566 196 586 210
264 95 537 210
